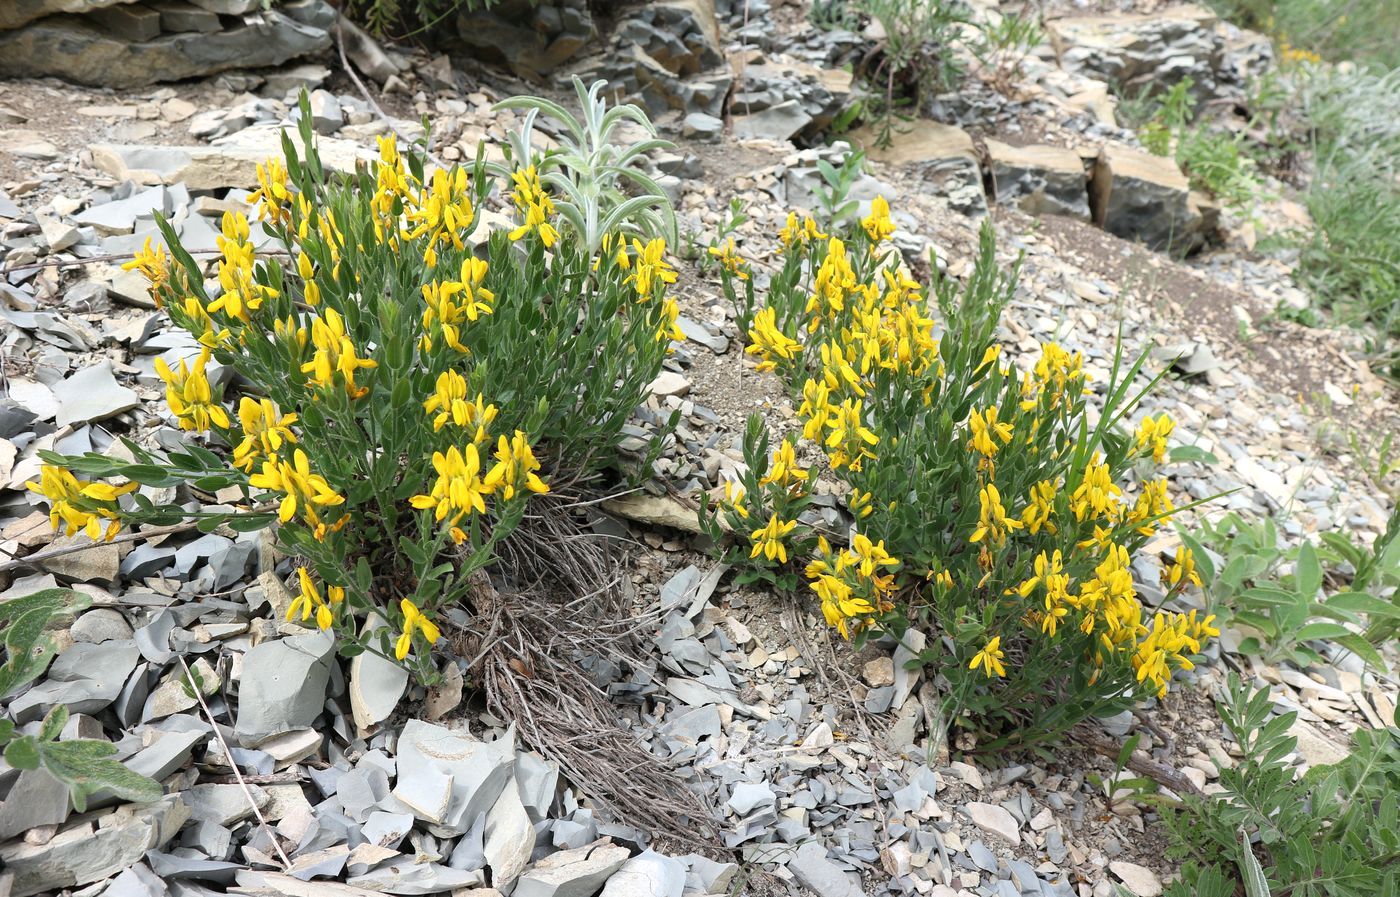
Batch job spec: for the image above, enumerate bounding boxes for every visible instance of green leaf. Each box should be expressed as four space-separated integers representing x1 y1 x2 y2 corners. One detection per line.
1296 543 1322 598
39 705 69 742
4 735 41 770
39 739 163 806
1238 830 1271 897
1294 622 1352 642
1325 592 1400 619
1169 445 1218 464
1333 634 1387 672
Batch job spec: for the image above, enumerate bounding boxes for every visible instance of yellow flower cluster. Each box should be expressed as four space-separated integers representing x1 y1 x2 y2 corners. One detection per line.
26 466 138 541
303 308 378 399
422 258 495 353
212 212 278 324
806 534 899 638
290 566 344 631
410 430 549 543
507 166 559 248
155 349 230 433
249 448 348 542
407 168 476 267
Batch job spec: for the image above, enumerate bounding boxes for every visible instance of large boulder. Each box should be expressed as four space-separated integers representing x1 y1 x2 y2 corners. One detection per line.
1089 147 1214 252
985 140 1090 221
851 120 986 217
0 0 135 30
1048 4 1223 100
452 0 594 77
0 4 333 88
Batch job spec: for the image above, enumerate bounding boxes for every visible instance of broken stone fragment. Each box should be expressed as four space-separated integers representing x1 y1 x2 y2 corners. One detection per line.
514 842 631 897
391 719 515 835
984 140 1090 221
0 794 190 897
234 629 335 746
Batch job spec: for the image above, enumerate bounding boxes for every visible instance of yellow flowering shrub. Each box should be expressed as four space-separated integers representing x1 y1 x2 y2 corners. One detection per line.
27 95 679 680
703 212 1217 748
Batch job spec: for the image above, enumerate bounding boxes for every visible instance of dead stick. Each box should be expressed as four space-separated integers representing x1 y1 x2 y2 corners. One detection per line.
1075 724 1206 799
179 654 294 870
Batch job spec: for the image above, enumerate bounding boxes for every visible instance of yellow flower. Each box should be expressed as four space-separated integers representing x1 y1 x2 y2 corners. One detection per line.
850 533 898 577
969 483 1023 546
506 165 559 248
410 444 493 526
657 297 685 344
750 516 797 563
825 398 878 471
209 212 277 323
1134 414 1174 463
122 237 171 308
288 567 344 631
746 308 802 372
722 479 749 519
296 253 321 307
302 308 377 398
395 598 442 660
849 488 873 519
371 134 415 242
483 430 550 501
798 378 833 442
861 195 896 243
629 238 679 298
806 238 855 324
759 439 809 491
249 157 293 226
248 448 347 541
420 263 495 354
155 349 230 433
1185 609 1218 642
407 167 475 266
969 636 1007 678
708 238 750 280
423 371 498 440
179 296 232 349
26 465 137 541
1069 453 1121 521
779 212 826 248
232 397 298 472
968 406 1013 461
1162 545 1203 589
1020 479 1057 535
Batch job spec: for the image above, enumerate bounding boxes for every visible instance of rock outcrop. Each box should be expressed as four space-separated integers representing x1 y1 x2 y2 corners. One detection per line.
0 0 334 87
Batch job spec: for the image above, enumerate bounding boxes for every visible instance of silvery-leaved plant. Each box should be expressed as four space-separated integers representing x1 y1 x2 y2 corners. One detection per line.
494 77 678 254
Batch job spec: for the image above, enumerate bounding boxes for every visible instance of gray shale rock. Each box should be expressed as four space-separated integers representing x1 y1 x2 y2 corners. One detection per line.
985 140 1090 221
0 4 335 88
234 630 335 746
1089 147 1214 251
0 795 190 897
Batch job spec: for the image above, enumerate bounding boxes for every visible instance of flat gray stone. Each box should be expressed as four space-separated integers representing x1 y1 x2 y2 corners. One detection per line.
391 719 515 835
0 795 189 897
515 843 630 897
234 630 335 746
601 850 686 897
53 361 139 427
787 842 862 897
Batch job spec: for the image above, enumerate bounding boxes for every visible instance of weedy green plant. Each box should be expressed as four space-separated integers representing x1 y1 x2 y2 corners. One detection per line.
343 0 496 37
853 0 966 147
971 9 1043 95
1164 672 1400 897
495 77 678 254
1184 513 1393 670
1206 0 1400 70
812 149 868 230
1135 76 1264 211
23 92 681 682
1 590 162 810
1317 507 1400 643
702 203 1219 750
